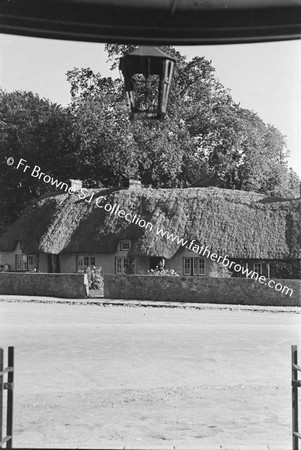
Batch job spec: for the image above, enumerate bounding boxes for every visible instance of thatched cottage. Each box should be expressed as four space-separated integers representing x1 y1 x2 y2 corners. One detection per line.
0 183 300 279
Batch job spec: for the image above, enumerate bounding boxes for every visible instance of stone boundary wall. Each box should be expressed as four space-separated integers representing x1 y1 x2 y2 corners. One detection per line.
0 273 89 298
104 275 301 307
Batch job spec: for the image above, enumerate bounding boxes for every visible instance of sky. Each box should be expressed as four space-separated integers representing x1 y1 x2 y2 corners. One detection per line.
0 34 300 177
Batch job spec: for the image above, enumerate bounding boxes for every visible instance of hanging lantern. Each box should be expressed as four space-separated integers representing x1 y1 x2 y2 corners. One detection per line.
119 46 176 121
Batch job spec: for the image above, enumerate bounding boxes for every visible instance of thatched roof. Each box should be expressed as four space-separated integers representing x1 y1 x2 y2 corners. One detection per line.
0 187 300 260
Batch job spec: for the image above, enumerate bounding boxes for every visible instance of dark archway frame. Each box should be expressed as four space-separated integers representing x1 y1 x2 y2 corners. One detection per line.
0 0 300 45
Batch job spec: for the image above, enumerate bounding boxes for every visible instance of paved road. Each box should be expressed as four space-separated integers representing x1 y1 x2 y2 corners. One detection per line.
0 300 300 449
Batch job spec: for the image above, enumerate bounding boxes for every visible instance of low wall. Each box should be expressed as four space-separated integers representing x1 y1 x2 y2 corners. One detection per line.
0 273 89 298
104 275 301 307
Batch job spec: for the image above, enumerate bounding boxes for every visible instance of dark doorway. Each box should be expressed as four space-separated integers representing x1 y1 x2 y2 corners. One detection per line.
149 257 164 270
47 254 60 273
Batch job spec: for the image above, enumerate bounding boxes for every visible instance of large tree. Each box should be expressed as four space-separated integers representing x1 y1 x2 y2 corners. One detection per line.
67 45 298 195
0 90 79 231
1 46 299 234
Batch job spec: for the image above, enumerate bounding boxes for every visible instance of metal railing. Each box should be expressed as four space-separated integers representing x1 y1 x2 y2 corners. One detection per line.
0 347 14 449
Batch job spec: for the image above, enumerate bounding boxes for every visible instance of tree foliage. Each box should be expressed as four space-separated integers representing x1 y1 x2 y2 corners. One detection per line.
67 45 299 196
1 46 299 232
0 90 79 231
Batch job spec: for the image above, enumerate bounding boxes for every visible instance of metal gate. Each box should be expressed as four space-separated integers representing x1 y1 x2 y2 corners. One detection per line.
0 347 14 449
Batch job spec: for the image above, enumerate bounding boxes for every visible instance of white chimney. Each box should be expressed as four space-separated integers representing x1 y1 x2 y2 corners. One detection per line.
128 179 142 189
69 179 82 192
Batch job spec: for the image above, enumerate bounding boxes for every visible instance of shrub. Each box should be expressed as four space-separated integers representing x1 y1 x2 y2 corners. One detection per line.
208 262 232 278
0 264 10 272
148 266 179 276
270 261 301 279
79 266 104 289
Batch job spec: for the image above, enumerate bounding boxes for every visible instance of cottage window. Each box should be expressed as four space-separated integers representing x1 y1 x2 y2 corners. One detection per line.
120 240 131 251
195 258 205 275
27 254 38 271
77 256 95 270
254 263 262 275
115 257 128 274
15 254 27 271
183 257 205 276
183 257 192 275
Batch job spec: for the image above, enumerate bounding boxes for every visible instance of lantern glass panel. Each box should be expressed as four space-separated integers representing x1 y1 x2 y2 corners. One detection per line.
130 73 160 116
120 47 175 120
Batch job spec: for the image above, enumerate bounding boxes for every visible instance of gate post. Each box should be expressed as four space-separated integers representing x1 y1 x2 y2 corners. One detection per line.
0 347 14 449
292 345 301 450
0 348 3 447
292 345 299 450
6 348 14 449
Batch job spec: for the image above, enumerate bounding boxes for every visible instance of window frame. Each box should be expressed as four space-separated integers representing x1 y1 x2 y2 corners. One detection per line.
254 262 262 275
183 257 206 276
183 257 192 276
15 254 27 271
120 240 131 251
115 257 129 274
77 255 96 271
27 254 39 271
196 257 205 275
